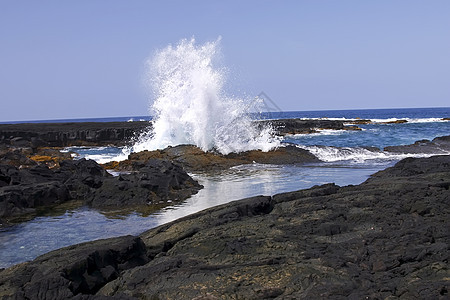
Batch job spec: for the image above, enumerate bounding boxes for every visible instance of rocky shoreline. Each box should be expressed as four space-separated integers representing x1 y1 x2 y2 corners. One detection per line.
1 120 449 225
0 118 354 223
0 157 202 225
0 155 448 299
0 121 149 148
0 119 360 148
1 120 449 299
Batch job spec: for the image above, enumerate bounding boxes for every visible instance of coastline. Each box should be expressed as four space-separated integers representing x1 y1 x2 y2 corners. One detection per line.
0 119 359 148
1 117 449 298
0 155 448 299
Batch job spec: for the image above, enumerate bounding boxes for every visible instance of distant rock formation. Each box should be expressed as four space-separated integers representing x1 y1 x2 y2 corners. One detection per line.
0 121 150 147
0 119 361 148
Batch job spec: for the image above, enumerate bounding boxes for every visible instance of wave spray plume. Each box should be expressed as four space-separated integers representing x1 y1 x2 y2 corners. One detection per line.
132 38 280 155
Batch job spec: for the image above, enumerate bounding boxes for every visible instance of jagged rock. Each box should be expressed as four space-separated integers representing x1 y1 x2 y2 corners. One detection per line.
1 155 448 299
0 158 202 224
87 159 202 209
0 149 37 168
0 236 148 299
0 181 70 220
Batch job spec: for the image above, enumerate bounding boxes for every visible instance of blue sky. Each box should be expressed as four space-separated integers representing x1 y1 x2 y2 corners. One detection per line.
1 1 449 121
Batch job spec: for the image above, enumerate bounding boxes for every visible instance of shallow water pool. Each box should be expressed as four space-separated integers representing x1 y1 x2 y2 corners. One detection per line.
0 161 392 268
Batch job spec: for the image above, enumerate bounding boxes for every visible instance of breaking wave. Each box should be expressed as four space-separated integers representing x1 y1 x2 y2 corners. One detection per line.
130 37 279 155
298 145 449 163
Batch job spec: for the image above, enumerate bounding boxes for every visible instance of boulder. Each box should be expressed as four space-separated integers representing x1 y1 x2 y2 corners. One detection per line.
0 181 70 220
87 159 202 209
0 236 148 298
0 158 202 224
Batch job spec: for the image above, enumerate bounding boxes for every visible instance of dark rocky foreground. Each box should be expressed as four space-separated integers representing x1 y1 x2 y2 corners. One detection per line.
0 158 202 225
1 155 448 299
0 119 359 148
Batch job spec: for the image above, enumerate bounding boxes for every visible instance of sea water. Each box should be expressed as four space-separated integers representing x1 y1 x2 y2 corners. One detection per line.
0 162 385 268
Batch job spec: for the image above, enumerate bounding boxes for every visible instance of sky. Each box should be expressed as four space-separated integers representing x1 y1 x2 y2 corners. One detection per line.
1 0 449 122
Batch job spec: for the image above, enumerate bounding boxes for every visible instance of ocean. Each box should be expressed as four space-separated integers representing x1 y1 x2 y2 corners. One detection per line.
0 107 449 268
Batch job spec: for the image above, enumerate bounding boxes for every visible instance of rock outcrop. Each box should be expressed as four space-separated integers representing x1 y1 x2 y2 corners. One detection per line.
1 155 448 299
384 135 450 154
87 159 202 209
258 118 361 134
0 235 148 299
108 144 319 172
0 158 202 224
0 119 361 148
0 121 150 147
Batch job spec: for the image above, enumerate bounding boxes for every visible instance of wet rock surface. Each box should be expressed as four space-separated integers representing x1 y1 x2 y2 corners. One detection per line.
87 159 202 209
109 144 319 172
0 158 202 224
1 155 448 299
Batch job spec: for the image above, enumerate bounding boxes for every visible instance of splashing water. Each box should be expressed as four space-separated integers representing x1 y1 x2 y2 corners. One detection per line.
131 38 280 155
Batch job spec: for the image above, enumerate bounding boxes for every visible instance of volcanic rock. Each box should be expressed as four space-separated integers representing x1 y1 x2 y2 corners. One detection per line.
380 119 408 124
0 235 148 298
0 119 360 148
110 144 319 172
257 118 360 135
384 135 450 154
0 121 150 147
87 159 202 209
0 149 37 168
1 155 448 299
0 158 202 224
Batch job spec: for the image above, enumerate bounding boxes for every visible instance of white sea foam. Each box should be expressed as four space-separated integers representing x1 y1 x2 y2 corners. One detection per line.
62 146 129 164
369 117 449 124
285 129 362 138
298 145 447 163
83 153 129 164
297 117 448 124
129 38 280 155
407 118 449 123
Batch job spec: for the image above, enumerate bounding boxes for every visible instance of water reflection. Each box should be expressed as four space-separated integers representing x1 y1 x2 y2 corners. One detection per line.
0 162 389 268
